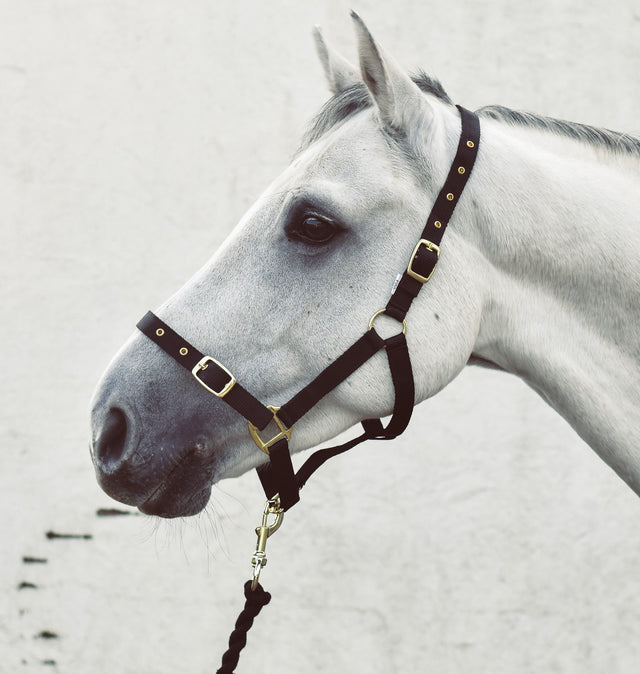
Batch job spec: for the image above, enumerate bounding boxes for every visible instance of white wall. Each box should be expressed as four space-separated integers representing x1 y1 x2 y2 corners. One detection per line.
3 1 640 672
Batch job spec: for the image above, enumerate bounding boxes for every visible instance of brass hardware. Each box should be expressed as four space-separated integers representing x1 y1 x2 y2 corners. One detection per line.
467 140 475 148
446 193 454 201
368 309 407 336
434 220 442 228
251 496 285 590
458 166 465 174
191 356 236 398
156 328 165 337
407 239 440 283
248 406 293 455
179 347 188 356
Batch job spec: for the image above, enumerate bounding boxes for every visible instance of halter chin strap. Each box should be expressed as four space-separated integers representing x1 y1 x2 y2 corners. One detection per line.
136 105 480 512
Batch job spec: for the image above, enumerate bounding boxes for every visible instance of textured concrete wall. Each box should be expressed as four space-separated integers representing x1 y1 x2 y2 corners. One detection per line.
3 1 640 672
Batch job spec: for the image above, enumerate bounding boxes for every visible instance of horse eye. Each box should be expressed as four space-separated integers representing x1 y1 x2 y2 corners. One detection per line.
295 215 337 245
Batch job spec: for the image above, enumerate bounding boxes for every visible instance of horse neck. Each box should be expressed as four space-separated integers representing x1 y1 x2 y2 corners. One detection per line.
470 118 640 493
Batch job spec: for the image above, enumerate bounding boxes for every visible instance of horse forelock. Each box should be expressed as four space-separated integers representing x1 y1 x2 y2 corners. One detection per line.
298 72 452 153
477 105 640 161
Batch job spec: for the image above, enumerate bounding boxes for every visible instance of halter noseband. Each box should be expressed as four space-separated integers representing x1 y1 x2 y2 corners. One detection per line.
136 105 480 512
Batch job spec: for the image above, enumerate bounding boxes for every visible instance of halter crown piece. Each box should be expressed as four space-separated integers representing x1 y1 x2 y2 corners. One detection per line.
136 106 480 513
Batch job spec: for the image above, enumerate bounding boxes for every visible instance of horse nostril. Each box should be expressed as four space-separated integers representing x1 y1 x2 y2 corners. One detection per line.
96 407 130 471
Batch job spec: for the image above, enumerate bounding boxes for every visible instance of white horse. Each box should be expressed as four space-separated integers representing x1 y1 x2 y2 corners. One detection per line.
90 13 640 518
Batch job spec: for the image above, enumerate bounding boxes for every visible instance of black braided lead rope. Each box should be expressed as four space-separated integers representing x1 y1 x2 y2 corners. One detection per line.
216 581 272 674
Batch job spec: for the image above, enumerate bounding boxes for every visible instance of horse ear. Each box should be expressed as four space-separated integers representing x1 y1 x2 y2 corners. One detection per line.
351 12 432 133
313 25 360 94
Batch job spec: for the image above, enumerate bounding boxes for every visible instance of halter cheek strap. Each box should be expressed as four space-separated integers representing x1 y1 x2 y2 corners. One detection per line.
386 106 481 322
135 105 480 513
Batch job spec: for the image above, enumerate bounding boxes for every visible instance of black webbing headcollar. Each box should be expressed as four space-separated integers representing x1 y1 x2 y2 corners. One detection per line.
136 106 480 512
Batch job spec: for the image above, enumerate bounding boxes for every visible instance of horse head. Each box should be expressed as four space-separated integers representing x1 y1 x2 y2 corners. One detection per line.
89 14 489 517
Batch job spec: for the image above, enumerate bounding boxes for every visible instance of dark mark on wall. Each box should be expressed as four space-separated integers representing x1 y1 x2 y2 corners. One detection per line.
22 556 48 564
96 507 137 517
42 661 57 667
35 630 59 640
45 531 92 540
18 581 38 590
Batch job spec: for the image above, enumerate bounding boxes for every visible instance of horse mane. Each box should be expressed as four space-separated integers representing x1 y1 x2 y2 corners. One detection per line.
477 105 640 160
300 73 640 160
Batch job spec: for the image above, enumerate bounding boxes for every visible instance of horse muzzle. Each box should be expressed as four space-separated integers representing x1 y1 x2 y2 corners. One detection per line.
90 400 216 518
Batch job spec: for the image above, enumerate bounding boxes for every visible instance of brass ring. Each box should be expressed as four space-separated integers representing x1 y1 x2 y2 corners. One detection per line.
155 328 165 337
368 310 407 336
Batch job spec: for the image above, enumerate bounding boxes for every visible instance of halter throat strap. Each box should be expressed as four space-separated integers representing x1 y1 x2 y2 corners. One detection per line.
135 105 480 512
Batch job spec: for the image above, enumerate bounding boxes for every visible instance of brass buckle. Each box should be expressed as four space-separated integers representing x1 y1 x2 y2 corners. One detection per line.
248 405 293 455
407 239 440 283
191 356 236 398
